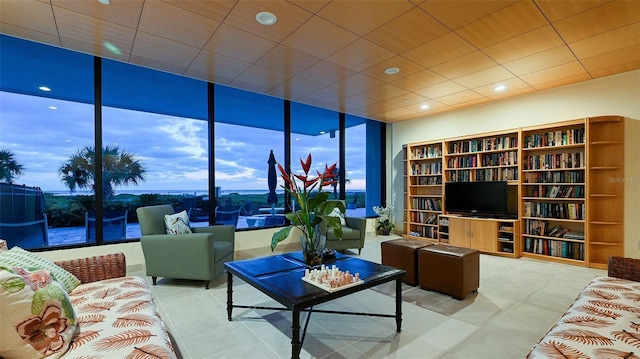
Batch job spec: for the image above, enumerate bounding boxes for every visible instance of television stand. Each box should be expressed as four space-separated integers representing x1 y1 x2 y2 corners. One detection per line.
438 215 520 258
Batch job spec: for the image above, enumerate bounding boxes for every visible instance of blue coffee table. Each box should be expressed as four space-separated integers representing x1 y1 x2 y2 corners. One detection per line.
225 253 405 359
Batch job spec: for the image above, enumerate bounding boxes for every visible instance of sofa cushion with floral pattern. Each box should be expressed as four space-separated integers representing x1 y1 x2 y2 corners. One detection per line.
0 266 77 359
62 275 177 358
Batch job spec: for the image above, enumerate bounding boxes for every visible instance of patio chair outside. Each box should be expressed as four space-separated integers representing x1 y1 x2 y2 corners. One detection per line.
85 209 128 242
215 208 240 227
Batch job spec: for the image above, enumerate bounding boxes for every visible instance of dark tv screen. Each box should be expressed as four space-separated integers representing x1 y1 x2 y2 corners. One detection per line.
445 181 516 218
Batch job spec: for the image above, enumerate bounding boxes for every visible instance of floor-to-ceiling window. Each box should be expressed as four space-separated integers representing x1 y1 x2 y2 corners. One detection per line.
213 85 284 229
0 34 383 249
290 103 340 209
0 36 94 249
102 60 209 240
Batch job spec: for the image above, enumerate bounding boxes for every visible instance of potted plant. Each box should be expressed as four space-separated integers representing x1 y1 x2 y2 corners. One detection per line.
271 154 345 266
373 205 394 235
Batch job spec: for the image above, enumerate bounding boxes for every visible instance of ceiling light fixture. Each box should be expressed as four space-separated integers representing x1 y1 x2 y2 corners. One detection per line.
48 106 58 110
494 85 507 92
98 0 110 5
39 86 51 92
103 41 122 55
420 104 430 110
384 67 400 75
256 12 277 26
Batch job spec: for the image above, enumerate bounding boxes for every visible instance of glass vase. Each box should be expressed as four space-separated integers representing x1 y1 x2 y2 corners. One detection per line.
300 234 326 267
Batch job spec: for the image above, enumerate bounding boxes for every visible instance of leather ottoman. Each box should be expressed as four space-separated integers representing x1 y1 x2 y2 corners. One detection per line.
418 244 479 300
381 238 433 286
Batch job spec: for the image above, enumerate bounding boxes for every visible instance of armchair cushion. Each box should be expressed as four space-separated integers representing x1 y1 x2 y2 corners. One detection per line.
164 210 192 234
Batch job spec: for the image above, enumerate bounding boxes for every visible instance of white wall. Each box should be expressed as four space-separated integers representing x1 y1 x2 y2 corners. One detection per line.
390 69 640 258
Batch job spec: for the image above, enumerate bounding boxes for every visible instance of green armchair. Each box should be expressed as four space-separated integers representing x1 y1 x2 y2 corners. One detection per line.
319 201 366 254
136 205 235 289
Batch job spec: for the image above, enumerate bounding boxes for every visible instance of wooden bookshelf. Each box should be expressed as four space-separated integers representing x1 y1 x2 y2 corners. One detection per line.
404 140 443 242
586 116 630 269
520 119 587 265
403 116 634 268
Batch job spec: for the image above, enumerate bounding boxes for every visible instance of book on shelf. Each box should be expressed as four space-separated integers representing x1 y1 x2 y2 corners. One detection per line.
523 152 585 170
524 171 584 184
523 202 585 220
412 146 442 159
524 128 585 148
412 162 442 176
411 198 442 211
524 238 584 260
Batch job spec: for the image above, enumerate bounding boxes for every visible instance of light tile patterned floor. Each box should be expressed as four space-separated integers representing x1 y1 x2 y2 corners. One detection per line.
130 234 606 359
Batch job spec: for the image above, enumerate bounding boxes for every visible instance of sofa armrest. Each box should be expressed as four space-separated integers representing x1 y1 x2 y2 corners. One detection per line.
608 256 640 282
54 252 126 284
192 224 235 243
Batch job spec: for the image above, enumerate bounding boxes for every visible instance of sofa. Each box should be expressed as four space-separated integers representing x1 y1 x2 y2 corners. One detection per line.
0 240 177 359
527 256 640 358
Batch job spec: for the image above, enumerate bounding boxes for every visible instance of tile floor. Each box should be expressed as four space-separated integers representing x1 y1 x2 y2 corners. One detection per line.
130 233 606 359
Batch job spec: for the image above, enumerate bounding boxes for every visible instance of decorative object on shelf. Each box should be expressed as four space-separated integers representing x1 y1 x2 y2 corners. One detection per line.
373 204 394 235
270 154 345 267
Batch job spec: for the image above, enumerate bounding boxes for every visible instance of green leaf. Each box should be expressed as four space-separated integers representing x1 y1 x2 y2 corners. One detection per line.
271 226 293 251
2 276 26 293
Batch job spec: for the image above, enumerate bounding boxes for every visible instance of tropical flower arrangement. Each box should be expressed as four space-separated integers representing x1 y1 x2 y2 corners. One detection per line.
373 204 394 234
270 154 345 257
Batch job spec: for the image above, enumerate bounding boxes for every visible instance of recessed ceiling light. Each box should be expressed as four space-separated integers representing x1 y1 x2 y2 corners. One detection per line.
420 104 430 110
39 86 51 92
256 12 277 26
103 41 122 55
320 131 326 135
494 85 507 92
384 67 400 75
98 0 110 4
48 106 58 110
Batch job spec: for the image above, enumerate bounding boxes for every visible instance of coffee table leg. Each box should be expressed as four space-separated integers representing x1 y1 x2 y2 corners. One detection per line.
395 277 402 332
291 309 301 359
227 272 233 321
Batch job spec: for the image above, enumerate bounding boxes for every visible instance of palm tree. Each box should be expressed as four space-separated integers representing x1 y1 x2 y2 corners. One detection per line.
331 167 351 199
0 148 25 183
58 145 146 200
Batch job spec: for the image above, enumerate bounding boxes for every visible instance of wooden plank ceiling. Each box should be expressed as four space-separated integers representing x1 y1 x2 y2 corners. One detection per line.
1 0 638 123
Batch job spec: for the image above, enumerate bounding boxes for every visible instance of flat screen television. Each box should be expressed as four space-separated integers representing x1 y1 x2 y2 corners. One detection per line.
444 181 517 218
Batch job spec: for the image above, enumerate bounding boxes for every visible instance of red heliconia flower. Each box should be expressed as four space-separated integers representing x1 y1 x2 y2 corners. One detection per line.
304 176 321 189
325 163 337 176
278 163 296 194
300 153 312 174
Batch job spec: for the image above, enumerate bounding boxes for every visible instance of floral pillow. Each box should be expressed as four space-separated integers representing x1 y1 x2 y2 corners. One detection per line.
0 266 77 359
0 247 81 293
164 210 192 234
